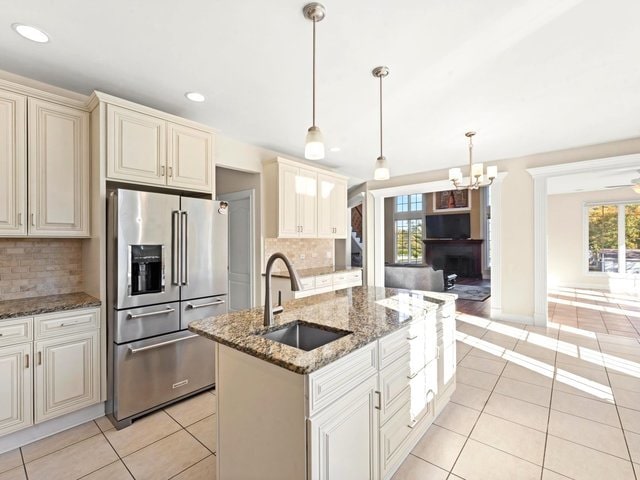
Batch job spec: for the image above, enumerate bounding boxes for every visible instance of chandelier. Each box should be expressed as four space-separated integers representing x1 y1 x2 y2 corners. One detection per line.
448 132 497 190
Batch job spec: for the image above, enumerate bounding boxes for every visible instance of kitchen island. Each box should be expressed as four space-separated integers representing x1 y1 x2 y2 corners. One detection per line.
190 286 456 480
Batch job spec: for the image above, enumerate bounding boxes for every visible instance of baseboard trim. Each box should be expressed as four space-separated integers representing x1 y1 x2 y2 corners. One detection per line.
0 402 105 454
490 308 535 326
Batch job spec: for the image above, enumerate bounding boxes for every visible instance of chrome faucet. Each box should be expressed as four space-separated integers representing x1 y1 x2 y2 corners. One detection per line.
264 252 302 326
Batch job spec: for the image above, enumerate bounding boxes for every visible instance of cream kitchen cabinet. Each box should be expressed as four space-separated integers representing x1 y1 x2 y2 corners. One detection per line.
0 343 32 436
0 89 90 238
0 90 27 236
105 101 214 194
28 98 90 236
270 268 362 303
317 173 348 238
275 162 317 237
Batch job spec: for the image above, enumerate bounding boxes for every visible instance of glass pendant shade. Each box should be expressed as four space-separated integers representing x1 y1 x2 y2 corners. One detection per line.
374 156 390 181
305 126 325 160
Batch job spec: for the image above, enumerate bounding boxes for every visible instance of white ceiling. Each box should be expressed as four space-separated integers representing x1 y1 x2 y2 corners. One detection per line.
1 0 639 182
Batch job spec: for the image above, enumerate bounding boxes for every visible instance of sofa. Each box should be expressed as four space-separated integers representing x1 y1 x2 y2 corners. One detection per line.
384 264 445 292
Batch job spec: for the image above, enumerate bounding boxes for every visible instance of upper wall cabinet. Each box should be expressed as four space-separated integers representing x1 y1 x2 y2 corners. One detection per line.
103 98 215 194
0 90 27 236
28 99 90 237
264 158 348 239
0 86 90 238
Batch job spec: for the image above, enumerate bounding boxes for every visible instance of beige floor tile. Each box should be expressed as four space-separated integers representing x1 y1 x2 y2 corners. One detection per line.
433 402 480 436
186 414 216 453
625 430 640 464
104 410 181 457
164 391 216 427
94 416 115 432
613 387 640 411
493 377 551 407
411 425 466 471
456 341 472 361
513 343 557 363
390 454 447 480
450 383 491 411
619 406 640 434
0 467 25 480
455 366 499 391
470 413 546 465
484 392 549 432
548 410 629 459
480 332 519 349
82 460 133 479
0 450 22 475
551 390 620 427
172 455 217 480
501 362 554 388
544 435 635 480
542 469 572 479
25 434 118 480
555 361 609 383
598 334 640 347
452 439 541 480
123 430 209 480
458 355 505 375
609 372 640 393
21 421 100 463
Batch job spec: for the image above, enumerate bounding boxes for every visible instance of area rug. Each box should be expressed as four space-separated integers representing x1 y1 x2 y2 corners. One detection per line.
451 284 491 302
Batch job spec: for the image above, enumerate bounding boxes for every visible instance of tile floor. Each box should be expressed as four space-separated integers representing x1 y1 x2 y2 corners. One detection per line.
392 312 640 480
0 390 216 480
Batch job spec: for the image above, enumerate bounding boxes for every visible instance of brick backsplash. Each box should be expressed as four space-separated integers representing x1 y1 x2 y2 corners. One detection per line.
265 238 334 272
0 239 84 301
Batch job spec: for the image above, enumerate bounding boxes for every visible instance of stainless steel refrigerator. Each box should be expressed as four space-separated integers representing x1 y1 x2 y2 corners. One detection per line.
106 188 228 429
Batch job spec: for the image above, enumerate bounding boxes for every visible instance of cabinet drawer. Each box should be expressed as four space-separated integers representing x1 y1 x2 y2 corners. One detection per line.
314 274 333 288
35 308 99 339
379 355 411 425
300 277 316 291
0 317 33 347
332 273 348 285
379 321 425 370
345 270 362 285
307 342 377 416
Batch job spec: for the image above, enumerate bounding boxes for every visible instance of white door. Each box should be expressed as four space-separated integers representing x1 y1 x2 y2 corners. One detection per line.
219 190 254 311
167 122 214 193
0 343 32 436
0 90 27 235
28 98 90 236
34 331 100 423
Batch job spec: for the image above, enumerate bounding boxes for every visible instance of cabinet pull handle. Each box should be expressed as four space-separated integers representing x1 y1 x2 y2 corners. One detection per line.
160 165 166 176
407 419 418 429
25 354 29 369
168 166 173 178
31 213 35 226
406 334 418 341
127 307 175 320
18 213 22 226
37 351 42 366
186 300 225 310
374 390 382 410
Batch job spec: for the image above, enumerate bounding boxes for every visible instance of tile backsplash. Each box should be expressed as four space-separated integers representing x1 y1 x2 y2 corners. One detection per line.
0 239 84 301
265 238 334 272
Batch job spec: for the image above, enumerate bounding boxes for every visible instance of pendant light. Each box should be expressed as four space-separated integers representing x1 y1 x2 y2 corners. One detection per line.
373 66 390 180
303 3 326 160
448 132 497 189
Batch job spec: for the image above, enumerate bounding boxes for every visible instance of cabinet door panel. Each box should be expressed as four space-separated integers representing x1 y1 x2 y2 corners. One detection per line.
317 174 335 238
28 99 89 236
308 375 378 480
298 168 317 237
0 90 27 236
0 343 32 435
331 177 348 238
107 104 166 186
278 164 300 237
167 123 213 192
35 331 100 423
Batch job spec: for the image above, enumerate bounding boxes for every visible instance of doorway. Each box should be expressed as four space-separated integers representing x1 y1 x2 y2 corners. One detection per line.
218 189 255 312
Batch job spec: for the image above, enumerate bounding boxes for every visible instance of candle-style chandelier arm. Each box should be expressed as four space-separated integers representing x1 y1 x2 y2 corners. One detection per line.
448 131 497 190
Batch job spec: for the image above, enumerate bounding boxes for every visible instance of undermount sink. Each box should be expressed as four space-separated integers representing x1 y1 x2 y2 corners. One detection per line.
260 321 352 351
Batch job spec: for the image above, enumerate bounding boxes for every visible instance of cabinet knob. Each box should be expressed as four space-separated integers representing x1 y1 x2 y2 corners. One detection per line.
160 165 166 177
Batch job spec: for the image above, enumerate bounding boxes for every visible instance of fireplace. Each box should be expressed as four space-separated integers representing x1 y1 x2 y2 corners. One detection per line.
423 239 483 278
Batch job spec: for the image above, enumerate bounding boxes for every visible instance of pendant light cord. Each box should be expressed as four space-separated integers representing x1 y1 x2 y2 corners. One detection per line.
379 75 383 158
312 18 316 127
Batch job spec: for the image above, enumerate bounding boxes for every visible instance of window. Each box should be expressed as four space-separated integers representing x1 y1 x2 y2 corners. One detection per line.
395 194 422 213
587 202 640 274
395 219 423 263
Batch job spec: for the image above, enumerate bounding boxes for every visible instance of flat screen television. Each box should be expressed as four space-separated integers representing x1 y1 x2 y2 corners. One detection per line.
425 213 470 239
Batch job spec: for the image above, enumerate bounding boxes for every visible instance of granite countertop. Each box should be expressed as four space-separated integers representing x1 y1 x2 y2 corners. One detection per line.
0 292 102 320
189 286 456 375
266 265 361 279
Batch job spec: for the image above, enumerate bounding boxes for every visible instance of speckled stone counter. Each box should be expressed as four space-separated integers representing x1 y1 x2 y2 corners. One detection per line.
189 286 455 374
267 265 361 279
0 292 101 320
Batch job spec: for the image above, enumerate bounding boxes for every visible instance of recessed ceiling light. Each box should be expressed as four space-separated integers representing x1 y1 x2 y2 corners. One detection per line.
12 23 49 43
329 147 341 152
185 92 205 102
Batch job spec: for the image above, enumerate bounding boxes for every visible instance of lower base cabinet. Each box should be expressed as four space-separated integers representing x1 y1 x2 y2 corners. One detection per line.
308 375 379 480
0 343 32 436
35 331 100 423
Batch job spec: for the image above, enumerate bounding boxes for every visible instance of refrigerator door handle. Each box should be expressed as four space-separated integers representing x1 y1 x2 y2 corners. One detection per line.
181 211 189 286
172 211 181 285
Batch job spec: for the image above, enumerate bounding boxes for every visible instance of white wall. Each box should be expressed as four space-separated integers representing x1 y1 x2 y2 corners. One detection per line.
548 188 640 293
